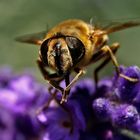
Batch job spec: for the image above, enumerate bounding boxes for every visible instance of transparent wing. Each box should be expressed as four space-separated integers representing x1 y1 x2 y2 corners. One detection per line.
93 18 140 35
102 21 140 34
16 31 47 45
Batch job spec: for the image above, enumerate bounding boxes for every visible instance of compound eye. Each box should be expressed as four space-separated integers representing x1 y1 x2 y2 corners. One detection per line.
66 37 85 65
40 39 49 65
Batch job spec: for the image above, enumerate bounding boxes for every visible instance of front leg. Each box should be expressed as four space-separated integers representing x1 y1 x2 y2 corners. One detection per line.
101 45 138 82
92 43 119 85
60 68 85 104
37 58 64 93
92 43 138 87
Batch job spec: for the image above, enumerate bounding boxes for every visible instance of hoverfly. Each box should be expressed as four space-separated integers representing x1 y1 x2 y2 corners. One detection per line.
16 19 140 103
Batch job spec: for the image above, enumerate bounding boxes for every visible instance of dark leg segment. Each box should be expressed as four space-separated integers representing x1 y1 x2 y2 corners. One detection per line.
60 74 70 104
93 43 119 85
93 43 138 87
60 69 85 104
36 87 57 115
37 59 64 92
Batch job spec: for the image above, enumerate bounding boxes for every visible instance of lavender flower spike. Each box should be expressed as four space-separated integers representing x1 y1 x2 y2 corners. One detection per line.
1 65 140 140
37 100 86 140
0 68 43 140
91 66 140 139
92 98 113 121
0 67 86 140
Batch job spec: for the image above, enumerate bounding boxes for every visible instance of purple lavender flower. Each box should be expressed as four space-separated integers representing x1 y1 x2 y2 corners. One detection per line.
0 67 86 140
0 68 43 140
91 66 140 139
111 104 139 128
69 79 95 122
92 98 113 121
114 66 140 102
0 65 140 140
37 99 86 140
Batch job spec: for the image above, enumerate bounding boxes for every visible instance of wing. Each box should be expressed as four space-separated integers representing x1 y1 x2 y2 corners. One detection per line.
93 18 140 36
102 21 140 34
16 31 47 45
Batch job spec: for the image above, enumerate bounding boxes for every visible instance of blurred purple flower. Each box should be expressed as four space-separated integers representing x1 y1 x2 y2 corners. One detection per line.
111 104 139 128
37 100 86 140
0 67 86 140
0 65 140 140
91 66 140 139
92 98 113 121
0 68 44 140
114 66 140 102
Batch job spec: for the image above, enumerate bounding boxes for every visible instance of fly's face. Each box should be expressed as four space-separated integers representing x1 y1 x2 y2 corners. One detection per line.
40 34 85 75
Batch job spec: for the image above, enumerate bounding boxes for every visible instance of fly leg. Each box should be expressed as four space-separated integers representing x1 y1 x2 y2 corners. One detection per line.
36 58 65 113
37 58 64 92
37 59 85 105
60 74 70 104
92 43 119 85
36 87 57 115
92 43 138 88
60 68 85 104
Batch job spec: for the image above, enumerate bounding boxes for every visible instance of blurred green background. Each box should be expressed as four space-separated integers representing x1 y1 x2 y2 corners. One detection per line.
0 0 140 79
